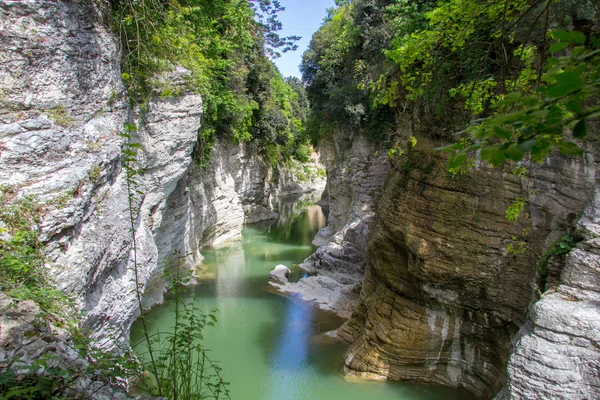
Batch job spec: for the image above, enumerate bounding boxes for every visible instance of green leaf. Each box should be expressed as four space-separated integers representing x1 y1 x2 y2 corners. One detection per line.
531 144 550 162
124 123 138 132
566 100 583 113
493 125 513 140
548 41 570 52
481 146 506 166
518 139 536 152
557 141 584 156
448 152 466 169
504 143 525 161
555 72 583 88
551 30 571 42
571 31 586 44
573 120 587 139
507 92 522 101
572 46 586 56
521 96 538 107
546 105 564 125
435 142 463 152
546 83 574 98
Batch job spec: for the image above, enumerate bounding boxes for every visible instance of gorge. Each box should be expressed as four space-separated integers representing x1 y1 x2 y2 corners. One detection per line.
1 1 599 400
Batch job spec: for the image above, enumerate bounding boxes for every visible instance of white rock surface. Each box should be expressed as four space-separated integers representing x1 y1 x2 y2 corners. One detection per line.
269 264 291 284
0 292 134 399
497 187 600 400
0 0 325 351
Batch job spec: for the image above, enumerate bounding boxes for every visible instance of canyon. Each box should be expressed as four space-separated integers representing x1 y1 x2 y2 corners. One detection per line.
1 1 598 399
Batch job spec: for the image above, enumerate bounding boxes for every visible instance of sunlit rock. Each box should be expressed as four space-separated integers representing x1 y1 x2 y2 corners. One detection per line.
270 264 291 284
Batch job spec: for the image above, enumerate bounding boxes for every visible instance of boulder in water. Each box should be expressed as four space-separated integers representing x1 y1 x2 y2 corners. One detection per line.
269 265 291 284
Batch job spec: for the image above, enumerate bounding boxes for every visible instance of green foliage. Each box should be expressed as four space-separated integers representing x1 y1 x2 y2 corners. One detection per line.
294 143 313 163
0 314 142 400
505 198 526 222
47 106 74 128
121 129 228 399
303 0 596 149
0 360 75 400
386 143 404 158
537 233 580 277
0 186 72 316
87 164 102 184
448 156 476 176
444 29 600 167
506 236 527 256
0 184 140 399
512 166 527 177
301 0 396 144
111 0 304 166
409 135 417 148
132 253 229 400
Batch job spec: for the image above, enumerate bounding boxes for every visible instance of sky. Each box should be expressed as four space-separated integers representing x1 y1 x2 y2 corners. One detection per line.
272 0 336 79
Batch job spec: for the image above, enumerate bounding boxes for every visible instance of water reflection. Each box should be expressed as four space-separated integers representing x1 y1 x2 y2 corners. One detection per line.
132 195 476 400
214 244 245 329
264 298 315 400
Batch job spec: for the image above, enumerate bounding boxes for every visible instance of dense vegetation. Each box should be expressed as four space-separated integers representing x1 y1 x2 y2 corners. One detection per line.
0 186 69 316
301 0 599 164
110 0 311 166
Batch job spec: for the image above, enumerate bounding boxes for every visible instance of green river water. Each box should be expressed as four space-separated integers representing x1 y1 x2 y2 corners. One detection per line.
131 197 473 400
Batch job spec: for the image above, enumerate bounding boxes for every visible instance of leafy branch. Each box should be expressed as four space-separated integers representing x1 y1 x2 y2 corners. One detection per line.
442 30 599 169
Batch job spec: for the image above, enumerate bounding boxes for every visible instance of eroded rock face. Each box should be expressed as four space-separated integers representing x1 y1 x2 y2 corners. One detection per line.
496 187 600 400
339 138 598 398
274 131 389 317
1 0 131 347
143 139 324 307
0 0 324 352
0 293 134 399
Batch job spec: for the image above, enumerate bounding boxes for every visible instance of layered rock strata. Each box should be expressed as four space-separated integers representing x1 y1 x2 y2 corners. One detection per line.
143 139 325 308
0 0 324 352
272 131 389 318
338 138 598 398
496 186 600 400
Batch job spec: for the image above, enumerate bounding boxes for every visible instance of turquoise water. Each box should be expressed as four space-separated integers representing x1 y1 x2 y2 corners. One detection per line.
131 198 472 400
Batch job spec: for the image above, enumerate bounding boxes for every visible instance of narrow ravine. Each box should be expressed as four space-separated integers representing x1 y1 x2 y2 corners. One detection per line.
131 195 474 400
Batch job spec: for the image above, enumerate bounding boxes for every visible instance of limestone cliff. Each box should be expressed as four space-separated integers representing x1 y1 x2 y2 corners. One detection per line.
337 134 599 398
0 0 323 352
497 186 600 399
271 130 389 318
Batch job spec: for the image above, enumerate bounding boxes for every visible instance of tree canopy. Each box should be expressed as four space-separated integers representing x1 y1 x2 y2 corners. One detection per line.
111 0 308 165
301 0 599 165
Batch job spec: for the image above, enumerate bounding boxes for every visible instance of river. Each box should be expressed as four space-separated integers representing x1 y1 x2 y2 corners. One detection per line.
131 195 473 400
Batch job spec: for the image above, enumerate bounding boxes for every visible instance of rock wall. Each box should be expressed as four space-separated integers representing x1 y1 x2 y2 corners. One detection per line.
0 292 133 399
337 135 599 398
143 139 325 308
0 0 324 351
496 185 600 400
272 130 389 318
